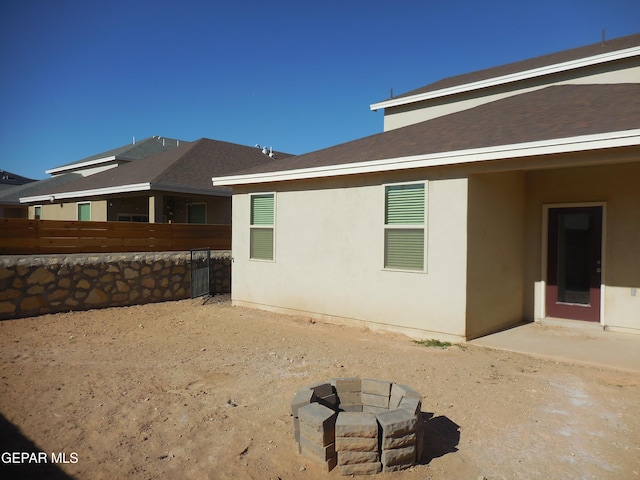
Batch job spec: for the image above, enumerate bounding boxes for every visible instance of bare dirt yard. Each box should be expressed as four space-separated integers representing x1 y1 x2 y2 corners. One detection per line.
1 296 638 479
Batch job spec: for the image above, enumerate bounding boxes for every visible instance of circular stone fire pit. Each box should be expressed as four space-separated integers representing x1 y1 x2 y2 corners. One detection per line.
290 378 423 475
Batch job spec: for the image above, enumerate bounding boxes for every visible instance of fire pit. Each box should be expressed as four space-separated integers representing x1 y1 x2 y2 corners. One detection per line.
290 378 423 475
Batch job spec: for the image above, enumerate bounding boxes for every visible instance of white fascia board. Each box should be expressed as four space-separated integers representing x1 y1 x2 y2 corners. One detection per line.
45 155 118 175
20 183 151 203
370 46 640 111
212 129 640 186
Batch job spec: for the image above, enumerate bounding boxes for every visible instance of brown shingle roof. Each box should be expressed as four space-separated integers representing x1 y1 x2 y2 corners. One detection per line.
32 139 293 197
228 83 640 176
385 32 640 102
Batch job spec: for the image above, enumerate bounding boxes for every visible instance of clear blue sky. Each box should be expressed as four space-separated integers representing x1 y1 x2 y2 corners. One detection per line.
1 0 638 180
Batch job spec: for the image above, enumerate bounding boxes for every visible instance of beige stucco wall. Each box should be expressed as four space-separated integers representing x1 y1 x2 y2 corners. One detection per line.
231 172 470 341
383 59 640 131
33 200 107 221
466 171 526 339
524 161 640 333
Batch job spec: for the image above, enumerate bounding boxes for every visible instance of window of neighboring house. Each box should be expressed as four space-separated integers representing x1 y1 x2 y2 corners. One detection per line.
384 182 426 271
34 205 42 220
187 203 206 224
77 202 91 221
117 213 149 222
250 193 275 261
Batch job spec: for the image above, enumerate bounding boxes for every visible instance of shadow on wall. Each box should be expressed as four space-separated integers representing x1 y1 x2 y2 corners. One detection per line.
417 412 460 464
0 413 74 479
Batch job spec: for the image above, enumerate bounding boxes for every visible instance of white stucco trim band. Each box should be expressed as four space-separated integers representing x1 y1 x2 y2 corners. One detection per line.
20 183 229 204
20 183 152 203
370 46 640 111
45 156 118 175
213 129 640 186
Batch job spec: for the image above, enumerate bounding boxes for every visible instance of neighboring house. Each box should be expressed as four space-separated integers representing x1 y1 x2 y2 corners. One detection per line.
21 138 291 224
0 169 37 218
213 32 640 341
17 136 185 221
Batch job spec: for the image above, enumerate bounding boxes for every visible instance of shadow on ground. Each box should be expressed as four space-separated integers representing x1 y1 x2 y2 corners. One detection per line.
0 413 74 479
417 412 460 464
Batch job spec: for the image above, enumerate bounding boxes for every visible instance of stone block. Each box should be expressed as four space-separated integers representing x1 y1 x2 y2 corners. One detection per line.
377 409 417 438
291 388 316 416
298 402 336 432
383 461 414 473
300 447 337 472
362 378 391 397
335 412 378 438
337 391 361 404
381 445 415 467
338 450 379 465
300 434 335 461
381 432 416 450
317 393 338 409
300 422 335 447
331 377 362 392
399 396 422 415
335 436 378 452
389 386 404 410
339 404 363 413
363 405 388 415
305 381 334 398
361 392 390 409
393 383 422 399
338 462 382 476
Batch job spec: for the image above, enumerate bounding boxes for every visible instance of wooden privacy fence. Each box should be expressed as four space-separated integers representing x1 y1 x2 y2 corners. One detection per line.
0 218 231 255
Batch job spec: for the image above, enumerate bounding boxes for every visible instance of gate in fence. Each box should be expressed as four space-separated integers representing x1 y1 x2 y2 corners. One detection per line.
190 248 210 298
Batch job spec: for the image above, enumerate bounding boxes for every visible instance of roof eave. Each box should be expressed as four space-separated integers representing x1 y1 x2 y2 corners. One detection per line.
19 182 231 204
212 129 640 186
370 46 640 111
20 182 152 203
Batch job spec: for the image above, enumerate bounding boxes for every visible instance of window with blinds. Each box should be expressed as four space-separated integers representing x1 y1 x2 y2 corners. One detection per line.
250 193 275 260
384 183 425 270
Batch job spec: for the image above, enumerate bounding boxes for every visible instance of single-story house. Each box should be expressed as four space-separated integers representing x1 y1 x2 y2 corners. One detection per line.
213 33 640 341
21 137 290 224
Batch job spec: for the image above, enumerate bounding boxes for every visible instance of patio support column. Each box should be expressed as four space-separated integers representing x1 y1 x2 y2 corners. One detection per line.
148 194 164 223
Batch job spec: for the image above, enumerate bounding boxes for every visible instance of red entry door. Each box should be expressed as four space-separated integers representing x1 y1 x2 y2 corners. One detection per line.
546 206 602 322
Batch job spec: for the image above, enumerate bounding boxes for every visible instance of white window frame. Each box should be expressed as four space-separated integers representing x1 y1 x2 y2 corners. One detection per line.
34 205 42 220
382 181 427 272
249 192 276 262
77 201 91 221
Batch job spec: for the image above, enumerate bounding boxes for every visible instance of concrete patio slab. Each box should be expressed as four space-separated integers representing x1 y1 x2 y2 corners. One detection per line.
469 320 640 373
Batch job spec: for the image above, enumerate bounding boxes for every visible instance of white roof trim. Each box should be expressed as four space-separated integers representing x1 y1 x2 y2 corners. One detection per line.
212 129 640 186
46 155 118 175
20 182 152 203
370 46 640 111
20 182 230 204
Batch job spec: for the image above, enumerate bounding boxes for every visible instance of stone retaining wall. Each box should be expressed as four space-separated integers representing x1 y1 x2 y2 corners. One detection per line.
0 251 231 320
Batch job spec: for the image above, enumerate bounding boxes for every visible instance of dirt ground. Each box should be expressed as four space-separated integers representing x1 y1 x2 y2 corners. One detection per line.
1 296 638 480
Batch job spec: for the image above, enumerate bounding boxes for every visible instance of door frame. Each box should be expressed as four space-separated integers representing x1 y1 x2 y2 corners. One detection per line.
541 202 606 324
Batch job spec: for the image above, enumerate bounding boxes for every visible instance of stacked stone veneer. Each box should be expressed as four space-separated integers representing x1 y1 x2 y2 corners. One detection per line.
0 251 231 320
291 378 423 475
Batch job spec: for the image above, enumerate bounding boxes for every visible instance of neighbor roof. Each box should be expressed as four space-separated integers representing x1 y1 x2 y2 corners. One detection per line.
46 136 187 175
0 174 82 205
21 139 294 203
214 84 640 185
371 32 640 111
